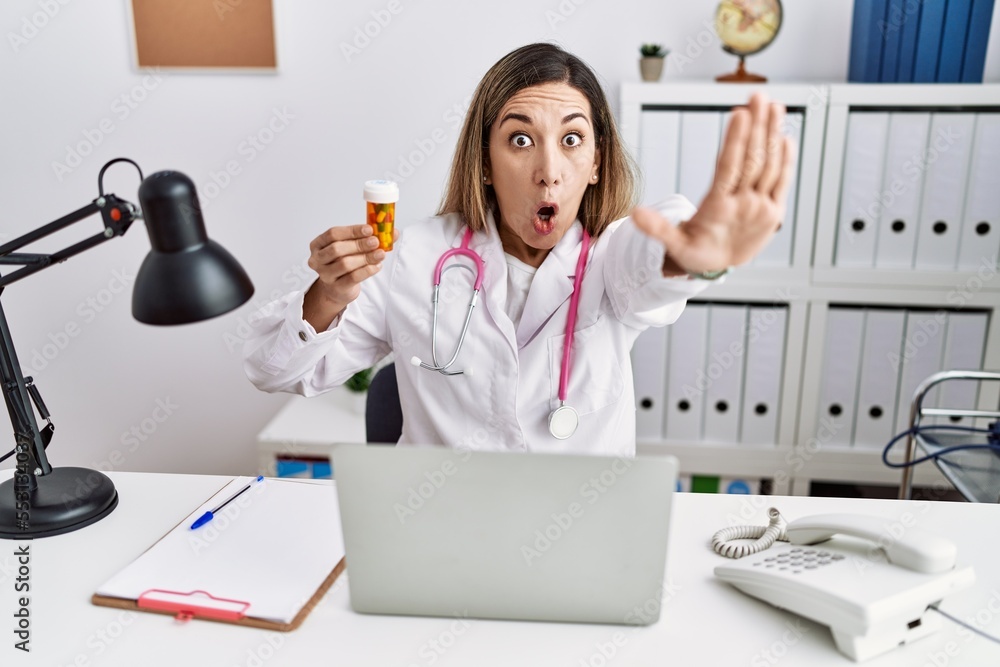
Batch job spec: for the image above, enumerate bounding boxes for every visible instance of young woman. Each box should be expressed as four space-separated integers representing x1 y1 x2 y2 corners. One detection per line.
243 43 795 456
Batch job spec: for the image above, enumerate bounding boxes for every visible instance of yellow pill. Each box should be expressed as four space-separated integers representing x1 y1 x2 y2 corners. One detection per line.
376 211 386 223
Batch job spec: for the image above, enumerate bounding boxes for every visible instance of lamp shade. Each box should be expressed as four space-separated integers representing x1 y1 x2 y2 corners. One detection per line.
132 170 254 325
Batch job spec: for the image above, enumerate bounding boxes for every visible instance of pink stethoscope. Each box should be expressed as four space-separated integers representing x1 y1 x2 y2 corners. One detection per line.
410 226 592 439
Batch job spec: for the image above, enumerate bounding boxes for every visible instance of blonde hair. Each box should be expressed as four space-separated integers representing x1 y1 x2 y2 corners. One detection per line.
438 43 637 238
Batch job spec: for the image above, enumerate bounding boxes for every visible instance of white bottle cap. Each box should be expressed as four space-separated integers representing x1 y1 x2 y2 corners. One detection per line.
364 180 399 203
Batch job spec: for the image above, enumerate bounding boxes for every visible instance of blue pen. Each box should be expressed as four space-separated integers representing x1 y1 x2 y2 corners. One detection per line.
190 475 264 530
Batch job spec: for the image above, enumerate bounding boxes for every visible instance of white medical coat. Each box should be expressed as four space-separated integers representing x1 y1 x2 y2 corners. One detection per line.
243 195 710 457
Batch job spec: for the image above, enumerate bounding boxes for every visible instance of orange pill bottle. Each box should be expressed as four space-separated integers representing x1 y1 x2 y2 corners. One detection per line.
364 180 398 252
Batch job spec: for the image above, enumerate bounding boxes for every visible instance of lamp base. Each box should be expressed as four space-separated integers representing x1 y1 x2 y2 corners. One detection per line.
0 467 118 539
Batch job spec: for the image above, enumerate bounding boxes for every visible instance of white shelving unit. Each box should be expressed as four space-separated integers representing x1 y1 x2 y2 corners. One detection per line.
621 81 1000 497
256 82 1000 497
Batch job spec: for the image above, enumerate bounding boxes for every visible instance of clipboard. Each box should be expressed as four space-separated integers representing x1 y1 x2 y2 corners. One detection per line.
92 477 346 632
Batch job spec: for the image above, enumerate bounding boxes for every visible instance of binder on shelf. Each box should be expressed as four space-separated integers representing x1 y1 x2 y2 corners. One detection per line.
961 0 996 82
740 306 787 445
665 303 709 442
702 305 748 444
874 112 930 269
934 313 989 426
639 110 681 206
913 113 976 270
895 0 923 82
817 308 866 447
754 111 802 267
93 477 346 631
879 0 904 82
937 0 973 83
632 324 670 440
720 477 760 495
677 112 721 214
893 310 947 436
835 112 889 267
848 0 889 82
691 475 720 493
676 475 692 493
912 0 948 82
854 309 906 449
956 113 1000 271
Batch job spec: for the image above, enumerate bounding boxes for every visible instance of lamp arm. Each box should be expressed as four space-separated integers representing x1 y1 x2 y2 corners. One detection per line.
0 194 140 516
0 195 139 289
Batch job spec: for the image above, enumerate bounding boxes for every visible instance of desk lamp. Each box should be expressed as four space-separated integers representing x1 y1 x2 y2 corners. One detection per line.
0 158 254 539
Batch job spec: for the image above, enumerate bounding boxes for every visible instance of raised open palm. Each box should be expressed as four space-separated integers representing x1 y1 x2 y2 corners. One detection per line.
631 92 797 275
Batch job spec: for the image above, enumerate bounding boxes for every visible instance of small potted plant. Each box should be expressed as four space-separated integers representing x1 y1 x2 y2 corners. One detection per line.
639 43 668 82
345 367 374 413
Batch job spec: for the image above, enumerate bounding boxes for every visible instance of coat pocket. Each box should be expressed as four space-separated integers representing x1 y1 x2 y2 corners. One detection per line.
547 316 625 415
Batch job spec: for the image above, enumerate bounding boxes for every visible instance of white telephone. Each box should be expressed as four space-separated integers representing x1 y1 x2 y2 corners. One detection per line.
712 510 975 662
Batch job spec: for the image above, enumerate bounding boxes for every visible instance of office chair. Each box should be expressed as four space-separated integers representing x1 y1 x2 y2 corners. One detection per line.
365 363 403 445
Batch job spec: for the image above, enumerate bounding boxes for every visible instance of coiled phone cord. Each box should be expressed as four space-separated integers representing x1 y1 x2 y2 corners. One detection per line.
712 507 789 559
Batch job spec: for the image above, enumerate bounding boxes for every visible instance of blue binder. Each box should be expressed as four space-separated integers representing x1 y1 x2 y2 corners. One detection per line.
896 0 924 81
849 0 889 82
880 0 905 81
938 0 974 82
913 0 948 82
961 0 996 82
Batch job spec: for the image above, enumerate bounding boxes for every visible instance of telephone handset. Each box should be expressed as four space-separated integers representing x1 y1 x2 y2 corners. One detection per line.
712 510 975 662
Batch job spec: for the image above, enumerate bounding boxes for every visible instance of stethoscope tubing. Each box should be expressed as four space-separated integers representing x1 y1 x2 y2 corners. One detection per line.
418 224 593 441
559 229 591 404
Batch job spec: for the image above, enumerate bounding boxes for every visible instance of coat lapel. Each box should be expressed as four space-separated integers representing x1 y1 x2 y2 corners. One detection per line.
464 213 518 358
514 222 583 349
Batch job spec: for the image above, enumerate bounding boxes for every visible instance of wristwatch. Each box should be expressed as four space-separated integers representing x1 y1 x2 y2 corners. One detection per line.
687 267 731 281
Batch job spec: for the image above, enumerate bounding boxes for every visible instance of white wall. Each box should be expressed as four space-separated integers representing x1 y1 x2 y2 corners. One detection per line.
1 1 999 476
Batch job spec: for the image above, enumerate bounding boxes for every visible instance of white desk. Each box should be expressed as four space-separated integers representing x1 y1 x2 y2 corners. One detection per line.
256 387 366 475
2 470 999 666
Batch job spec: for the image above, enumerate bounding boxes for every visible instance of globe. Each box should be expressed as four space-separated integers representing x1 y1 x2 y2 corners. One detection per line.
714 0 782 82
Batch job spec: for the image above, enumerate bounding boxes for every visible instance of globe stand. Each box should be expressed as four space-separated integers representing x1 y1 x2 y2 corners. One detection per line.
716 56 767 83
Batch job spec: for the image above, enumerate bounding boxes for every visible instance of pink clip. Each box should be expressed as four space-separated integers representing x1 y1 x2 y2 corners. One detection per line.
138 589 251 622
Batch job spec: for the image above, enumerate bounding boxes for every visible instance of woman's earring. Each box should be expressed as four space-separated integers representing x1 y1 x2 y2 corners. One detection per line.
592 174 598 182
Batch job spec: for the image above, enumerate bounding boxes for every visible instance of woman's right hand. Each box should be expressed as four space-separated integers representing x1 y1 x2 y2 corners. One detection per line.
302 224 387 332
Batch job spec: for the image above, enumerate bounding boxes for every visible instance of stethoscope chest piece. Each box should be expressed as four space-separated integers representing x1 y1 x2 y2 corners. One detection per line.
548 403 579 440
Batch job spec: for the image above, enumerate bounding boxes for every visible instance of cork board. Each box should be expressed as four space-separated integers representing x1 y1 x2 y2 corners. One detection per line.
131 0 276 69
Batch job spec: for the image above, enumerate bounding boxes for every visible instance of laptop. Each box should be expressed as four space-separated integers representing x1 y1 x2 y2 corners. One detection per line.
330 444 678 625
